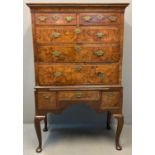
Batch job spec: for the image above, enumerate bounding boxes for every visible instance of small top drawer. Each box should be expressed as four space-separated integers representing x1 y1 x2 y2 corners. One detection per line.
79 13 121 25
37 91 57 110
35 13 77 25
101 91 121 108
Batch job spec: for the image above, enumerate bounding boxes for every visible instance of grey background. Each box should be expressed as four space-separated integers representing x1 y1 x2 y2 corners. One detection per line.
23 0 132 125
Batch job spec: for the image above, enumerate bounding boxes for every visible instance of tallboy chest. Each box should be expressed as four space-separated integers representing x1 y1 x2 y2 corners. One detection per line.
27 3 129 153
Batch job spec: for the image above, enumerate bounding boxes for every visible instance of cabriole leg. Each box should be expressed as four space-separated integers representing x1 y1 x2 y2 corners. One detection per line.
106 111 112 130
43 114 48 132
113 114 124 150
34 116 45 153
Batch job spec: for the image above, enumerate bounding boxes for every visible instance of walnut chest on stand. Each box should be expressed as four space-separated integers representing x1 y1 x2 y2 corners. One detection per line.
27 3 129 153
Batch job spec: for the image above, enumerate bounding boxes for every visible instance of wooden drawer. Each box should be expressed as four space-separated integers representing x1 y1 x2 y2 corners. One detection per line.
37 91 57 110
58 91 100 101
100 90 121 108
79 13 121 25
35 26 120 44
35 13 77 25
37 64 119 85
37 44 120 63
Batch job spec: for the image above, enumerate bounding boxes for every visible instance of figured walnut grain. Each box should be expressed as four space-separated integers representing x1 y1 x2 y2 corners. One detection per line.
35 26 120 44
37 44 120 63
37 64 120 86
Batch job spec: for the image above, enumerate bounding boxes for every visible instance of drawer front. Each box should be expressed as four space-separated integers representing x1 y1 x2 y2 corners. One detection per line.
37 91 57 110
37 64 119 85
101 91 121 108
37 44 120 63
35 27 120 43
79 13 121 25
35 13 77 25
58 91 100 101
58 90 100 106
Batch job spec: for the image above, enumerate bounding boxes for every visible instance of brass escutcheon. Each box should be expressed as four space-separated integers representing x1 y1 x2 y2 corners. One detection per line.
43 95 49 99
108 16 117 21
97 72 104 80
107 92 114 96
52 51 61 57
65 16 73 22
96 32 105 38
75 92 83 98
51 32 61 38
38 16 48 22
74 45 81 52
52 15 60 21
74 65 82 72
97 15 104 20
83 16 92 22
74 28 81 34
94 50 104 57
54 71 63 77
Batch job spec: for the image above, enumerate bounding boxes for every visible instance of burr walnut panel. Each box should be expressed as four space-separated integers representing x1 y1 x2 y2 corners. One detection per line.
35 26 120 44
37 91 57 110
37 64 119 85
79 13 121 25
37 44 120 63
35 13 77 25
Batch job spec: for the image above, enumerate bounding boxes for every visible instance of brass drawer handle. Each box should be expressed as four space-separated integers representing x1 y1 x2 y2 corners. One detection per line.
43 95 50 99
74 28 81 34
65 16 73 22
74 65 82 72
52 51 61 57
94 50 104 57
74 45 81 52
38 16 48 22
83 16 92 22
96 32 105 38
107 92 114 96
108 16 117 22
97 15 104 20
51 32 61 38
54 71 63 77
52 15 60 21
97 72 104 80
75 92 83 98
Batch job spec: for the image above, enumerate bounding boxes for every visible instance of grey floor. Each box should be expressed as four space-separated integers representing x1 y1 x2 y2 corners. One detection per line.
24 124 132 155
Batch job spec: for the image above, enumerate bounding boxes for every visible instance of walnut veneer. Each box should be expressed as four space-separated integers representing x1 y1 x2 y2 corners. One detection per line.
27 3 129 153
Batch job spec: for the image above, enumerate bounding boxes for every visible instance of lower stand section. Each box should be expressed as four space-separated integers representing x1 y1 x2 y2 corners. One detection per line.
34 113 124 153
